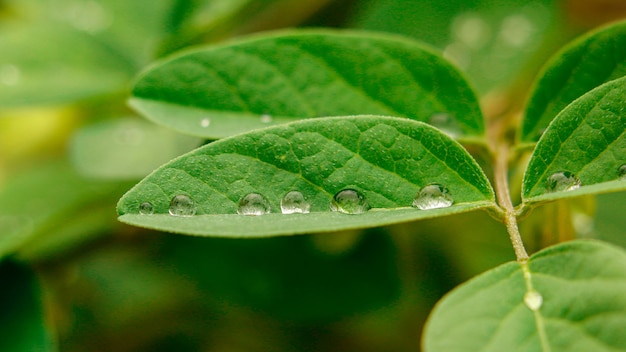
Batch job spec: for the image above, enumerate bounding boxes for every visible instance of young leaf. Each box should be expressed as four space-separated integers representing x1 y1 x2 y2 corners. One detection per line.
522 76 626 205
422 239 626 352
520 20 626 143
117 115 495 237
129 30 485 140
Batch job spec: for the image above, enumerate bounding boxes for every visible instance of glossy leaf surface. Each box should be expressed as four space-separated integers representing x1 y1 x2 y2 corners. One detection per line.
117 116 495 237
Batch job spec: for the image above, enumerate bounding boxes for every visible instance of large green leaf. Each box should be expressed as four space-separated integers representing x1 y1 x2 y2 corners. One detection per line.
0 261 56 351
423 239 626 351
117 116 495 237
522 76 626 205
129 30 485 140
520 20 626 143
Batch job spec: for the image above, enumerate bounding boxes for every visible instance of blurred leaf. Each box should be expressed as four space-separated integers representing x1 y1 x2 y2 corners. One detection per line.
423 239 626 351
130 30 485 140
0 261 56 351
117 116 495 237
0 162 132 260
349 0 561 93
521 20 626 143
522 76 626 205
70 117 201 180
0 22 133 107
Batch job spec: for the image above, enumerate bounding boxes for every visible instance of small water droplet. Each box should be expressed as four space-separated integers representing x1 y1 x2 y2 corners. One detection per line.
169 195 196 217
428 113 462 137
260 114 273 123
618 164 626 179
546 172 581 192
238 193 271 216
200 118 211 128
280 191 310 214
330 189 370 214
413 184 454 210
139 202 154 215
0 64 20 86
523 290 543 311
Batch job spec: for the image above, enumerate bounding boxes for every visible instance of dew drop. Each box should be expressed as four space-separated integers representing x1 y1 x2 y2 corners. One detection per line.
413 184 453 210
330 189 370 215
523 290 543 311
546 171 581 192
0 64 20 86
200 118 211 128
238 193 271 216
260 114 273 123
280 191 310 214
618 164 626 180
428 113 462 137
169 195 196 217
139 202 154 215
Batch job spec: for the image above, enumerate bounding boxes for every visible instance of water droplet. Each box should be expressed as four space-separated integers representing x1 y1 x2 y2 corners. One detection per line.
200 118 211 128
260 114 273 123
546 172 581 192
523 290 543 311
618 164 626 179
169 195 196 217
413 184 454 210
238 193 271 216
452 14 491 49
428 113 462 137
280 191 310 214
139 202 154 215
330 189 370 214
500 14 534 48
0 64 20 86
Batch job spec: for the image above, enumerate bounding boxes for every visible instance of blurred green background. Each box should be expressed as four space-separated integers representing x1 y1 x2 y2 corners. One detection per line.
1 0 625 351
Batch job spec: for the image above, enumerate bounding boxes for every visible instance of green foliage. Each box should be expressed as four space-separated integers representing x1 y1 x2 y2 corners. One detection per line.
423 240 626 351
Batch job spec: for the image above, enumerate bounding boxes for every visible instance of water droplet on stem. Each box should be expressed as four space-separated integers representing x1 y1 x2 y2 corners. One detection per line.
523 290 543 311
238 193 271 216
169 195 196 217
330 189 370 214
200 118 211 128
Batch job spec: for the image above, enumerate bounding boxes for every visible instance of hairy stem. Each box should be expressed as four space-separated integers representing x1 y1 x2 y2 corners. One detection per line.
495 143 529 262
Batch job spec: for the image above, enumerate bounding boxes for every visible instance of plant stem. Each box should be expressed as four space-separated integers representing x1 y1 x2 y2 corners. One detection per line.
495 143 529 262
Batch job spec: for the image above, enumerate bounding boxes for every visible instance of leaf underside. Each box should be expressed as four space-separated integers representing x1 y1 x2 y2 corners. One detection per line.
520 20 626 143
522 76 626 204
117 115 495 237
423 239 626 352
130 29 485 140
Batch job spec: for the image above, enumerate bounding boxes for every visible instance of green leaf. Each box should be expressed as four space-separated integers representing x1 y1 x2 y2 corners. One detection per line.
0 261 56 351
129 30 485 140
520 20 626 143
522 76 626 204
69 117 201 180
117 115 495 237
422 239 626 351
0 22 133 107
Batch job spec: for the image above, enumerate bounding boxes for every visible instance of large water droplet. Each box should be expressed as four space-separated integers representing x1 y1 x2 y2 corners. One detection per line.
523 290 543 311
238 193 271 216
169 195 196 217
330 189 370 214
428 113 462 137
260 114 273 123
280 191 310 214
618 164 626 180
546 172 581 192
139 202 154 215
0 64 20 86
413 184 453 210
200 118 211 128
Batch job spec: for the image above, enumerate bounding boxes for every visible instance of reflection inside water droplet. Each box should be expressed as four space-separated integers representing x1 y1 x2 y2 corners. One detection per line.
169 195 196 217
280 191 310 214
238 193 271 216
0 64 20 86
330 189 370 215
200 118 210 128
139 202 154 215
413 184 453 210
260 114 273 123
546 172 581 192
618 164 626 180
523 290 543 311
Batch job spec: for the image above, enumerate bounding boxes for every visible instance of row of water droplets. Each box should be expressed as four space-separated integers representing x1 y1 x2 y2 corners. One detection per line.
199 114 273 130
137 183 454 217
546 165 626 193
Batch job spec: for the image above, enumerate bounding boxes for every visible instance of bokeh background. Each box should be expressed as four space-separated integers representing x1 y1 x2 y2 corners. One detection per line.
1 0 625 351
